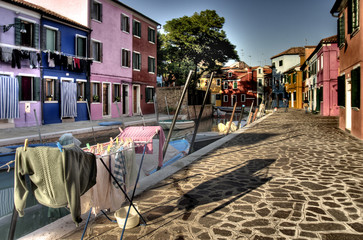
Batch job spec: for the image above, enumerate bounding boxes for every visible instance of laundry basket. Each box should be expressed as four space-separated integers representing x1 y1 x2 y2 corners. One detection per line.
114 205 140 229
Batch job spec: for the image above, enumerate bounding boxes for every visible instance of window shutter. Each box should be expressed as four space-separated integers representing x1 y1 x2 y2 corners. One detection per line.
133 52 136 68
100 42 103 63
91 1 95 19
54 79 60 101
100 4 103 22
33 23 39 49
351 67 361 108
33 77 40 101
56 30 61 51
348 0 352 33
17 76 22 101
41 26 46 50
132 20 135 35
15 18 21 46
337 75 346 106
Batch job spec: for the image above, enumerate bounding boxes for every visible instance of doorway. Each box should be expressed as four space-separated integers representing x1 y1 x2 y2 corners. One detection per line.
133 85 140 114
122 84 129 115
102 83 110 116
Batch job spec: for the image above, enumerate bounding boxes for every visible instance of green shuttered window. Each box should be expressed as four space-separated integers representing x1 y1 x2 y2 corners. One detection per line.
351 67 360 109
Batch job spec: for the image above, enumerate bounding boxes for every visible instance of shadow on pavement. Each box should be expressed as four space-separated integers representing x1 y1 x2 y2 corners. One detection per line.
177 158 275 219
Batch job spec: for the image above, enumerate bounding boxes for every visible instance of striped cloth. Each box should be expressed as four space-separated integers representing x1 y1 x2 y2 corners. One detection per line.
61 81 77 118
119 126 165 168
0 76 19 119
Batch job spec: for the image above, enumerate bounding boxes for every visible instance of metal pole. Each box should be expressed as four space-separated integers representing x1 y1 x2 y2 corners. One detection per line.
188 72 214 154
162 70 193 160
85 99 97 145
7 207 18 240
154 94 159 123
237 104 245 130
33 109 42 143
165 96 170 119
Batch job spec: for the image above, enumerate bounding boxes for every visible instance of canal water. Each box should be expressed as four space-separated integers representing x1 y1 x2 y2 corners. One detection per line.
0 116 239 239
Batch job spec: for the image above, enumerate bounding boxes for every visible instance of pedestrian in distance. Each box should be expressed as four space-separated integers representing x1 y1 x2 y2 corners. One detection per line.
283 98 288 112
303 98 309 113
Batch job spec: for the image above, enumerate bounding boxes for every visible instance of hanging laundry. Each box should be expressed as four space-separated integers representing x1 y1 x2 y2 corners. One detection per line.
0 76 19 119
54 52 62 66
14 144 97 225
1 47 12 63
67 56 73 70
11 49 21 69
21 50 29 60
73 57 81 71
60 55 68 70
48 52 55 68
29 52 38 69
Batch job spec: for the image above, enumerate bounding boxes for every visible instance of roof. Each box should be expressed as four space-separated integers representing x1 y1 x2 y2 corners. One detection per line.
303 35 338 66
331 0 348 16
111 0 160 26
271 47 305 59
7 0 90 30
284 63 301 74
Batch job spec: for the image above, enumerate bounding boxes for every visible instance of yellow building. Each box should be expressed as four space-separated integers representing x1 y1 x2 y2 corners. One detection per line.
284 65 303 109
198 73 223 106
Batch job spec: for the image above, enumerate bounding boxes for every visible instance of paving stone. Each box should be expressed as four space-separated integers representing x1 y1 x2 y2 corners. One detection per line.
327 209 349 222
256 208 270 217
279 229 295 236
299 223 346 231
242 219 269 227
273 210 291 219
321 233 363 240
348 223 363 233
212 228 232 237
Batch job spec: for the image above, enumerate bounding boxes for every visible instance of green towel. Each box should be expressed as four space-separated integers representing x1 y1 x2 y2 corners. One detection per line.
14 144 97 225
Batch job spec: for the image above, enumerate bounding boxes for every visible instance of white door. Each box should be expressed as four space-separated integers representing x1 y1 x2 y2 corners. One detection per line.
346 79 352 130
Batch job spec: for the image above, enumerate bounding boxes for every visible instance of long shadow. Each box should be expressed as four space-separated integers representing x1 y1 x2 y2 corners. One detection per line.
176 158 275 219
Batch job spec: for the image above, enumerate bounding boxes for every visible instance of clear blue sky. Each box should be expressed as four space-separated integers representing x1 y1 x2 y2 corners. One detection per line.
121 0 337 67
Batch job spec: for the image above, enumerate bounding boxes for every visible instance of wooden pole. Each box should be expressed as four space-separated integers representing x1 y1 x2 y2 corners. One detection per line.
237 104 245 130
162 70 193 161
226 101 238 135
189 72 214 154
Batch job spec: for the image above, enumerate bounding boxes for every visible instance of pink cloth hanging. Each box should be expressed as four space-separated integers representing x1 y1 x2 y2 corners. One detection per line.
119 126 165 168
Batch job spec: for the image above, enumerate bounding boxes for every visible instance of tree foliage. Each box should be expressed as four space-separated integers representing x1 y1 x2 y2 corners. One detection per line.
160 9 239 85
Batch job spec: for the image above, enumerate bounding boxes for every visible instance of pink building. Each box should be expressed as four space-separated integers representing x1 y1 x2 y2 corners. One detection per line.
316 35 340 116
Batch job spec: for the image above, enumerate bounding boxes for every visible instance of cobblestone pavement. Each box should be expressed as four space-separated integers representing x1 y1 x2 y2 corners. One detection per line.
63 109 363 240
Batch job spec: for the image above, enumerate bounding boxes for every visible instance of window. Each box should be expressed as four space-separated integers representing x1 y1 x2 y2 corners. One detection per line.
45 27 57 51
91 40 102 62
348 0 359 34
121 14 130 33
77 80 86 101
145 86 155 103
293 73 297 83
223 95 228 102
241 94 246 102
92 1 102 22
148 56 155 73
320 54 324 70
133 52 141 70
216 94 221 100
17 76 40 101
223 81 228 89
133 20 141 38
44 78 59 101
233 81 238 89
114 84 121 102
279 60 283 66
258 69 262 74
258 79 263 87
337 75 345 106
76 35 87 57
216 79 221 86
15 18 39 48
92 82 100 102
228 72 232 78
351 67 360 108
338 13 345 46
148 27 155 43
122 49 130 67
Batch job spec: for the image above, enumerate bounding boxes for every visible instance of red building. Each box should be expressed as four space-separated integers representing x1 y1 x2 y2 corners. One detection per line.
131 13 159 115
221 65 257 108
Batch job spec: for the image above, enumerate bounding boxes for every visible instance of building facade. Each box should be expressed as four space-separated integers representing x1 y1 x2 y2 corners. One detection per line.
0 1 41 128
331 0 363 139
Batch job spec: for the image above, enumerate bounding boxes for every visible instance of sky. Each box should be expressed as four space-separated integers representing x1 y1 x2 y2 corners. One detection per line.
121 0 337 67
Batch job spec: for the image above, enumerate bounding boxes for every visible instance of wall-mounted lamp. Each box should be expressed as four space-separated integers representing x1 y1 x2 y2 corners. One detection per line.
2 23 26 33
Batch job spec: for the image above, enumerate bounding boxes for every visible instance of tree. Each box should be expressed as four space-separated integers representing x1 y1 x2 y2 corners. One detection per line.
161 9 239 85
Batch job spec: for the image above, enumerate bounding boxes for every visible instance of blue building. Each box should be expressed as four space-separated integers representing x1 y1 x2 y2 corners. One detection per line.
40 14 91 124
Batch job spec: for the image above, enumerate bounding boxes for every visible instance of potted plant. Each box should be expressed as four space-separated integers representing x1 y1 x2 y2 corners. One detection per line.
115 96 121 102
78 95 83 101
93 95 99 102
46 95 53 101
